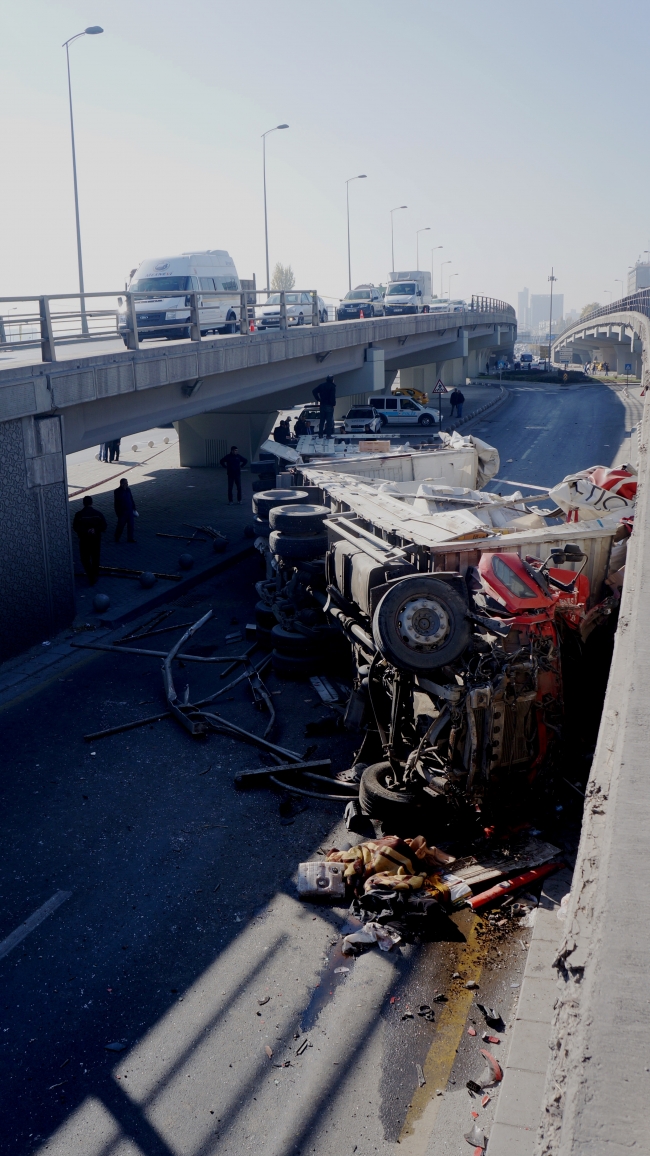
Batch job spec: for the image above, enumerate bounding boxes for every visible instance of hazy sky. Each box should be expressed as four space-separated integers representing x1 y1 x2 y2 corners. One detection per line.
2 0 649 311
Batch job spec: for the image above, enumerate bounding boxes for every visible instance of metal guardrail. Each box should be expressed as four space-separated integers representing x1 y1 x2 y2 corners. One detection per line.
576 290 650 326
0 289 515 364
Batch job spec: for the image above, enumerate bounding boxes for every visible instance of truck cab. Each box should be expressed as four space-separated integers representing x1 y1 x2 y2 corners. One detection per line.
384 270 433 315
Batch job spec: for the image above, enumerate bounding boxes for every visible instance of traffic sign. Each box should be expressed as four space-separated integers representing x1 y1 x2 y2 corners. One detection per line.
432 379 448 394
497 361 505 370
625 363 632 372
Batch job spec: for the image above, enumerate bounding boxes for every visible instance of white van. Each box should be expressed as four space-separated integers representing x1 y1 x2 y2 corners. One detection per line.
118 251 241 342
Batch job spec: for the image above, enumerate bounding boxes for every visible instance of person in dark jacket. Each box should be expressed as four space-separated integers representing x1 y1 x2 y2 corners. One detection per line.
108 438 121 462
449 387 465 419
273 421 290 445
219 445 247 504
72 495 107 584
312 375 336 438
294 415 310 438
114 477 138 542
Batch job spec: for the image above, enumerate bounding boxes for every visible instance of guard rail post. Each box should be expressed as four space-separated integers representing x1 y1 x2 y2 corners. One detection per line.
189 292 201 342
311 290 320 327
239 291 248 335
39 296 56 363
279 291 287 331
124 293 140 351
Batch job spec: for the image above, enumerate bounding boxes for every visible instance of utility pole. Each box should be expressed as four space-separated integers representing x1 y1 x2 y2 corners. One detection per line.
548 268 557 369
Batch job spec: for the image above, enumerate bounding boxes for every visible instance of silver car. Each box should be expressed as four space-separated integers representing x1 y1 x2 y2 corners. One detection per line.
256 293 328 328
342 406 383 434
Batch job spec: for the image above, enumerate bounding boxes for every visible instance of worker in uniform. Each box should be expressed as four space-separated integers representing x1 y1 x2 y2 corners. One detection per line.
72 495 107 585
219 445 248 504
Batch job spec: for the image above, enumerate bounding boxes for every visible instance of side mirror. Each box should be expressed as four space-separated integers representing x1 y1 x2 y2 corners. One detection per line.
563 543 586 559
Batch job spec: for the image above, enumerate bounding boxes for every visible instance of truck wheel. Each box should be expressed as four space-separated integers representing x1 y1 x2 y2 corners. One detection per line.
272 649 321 678
269 530 328 560
373 576 470 672
255 601 276 630
253 489 309 518
359 761 420 820
418 413 435 426
269 504 329 533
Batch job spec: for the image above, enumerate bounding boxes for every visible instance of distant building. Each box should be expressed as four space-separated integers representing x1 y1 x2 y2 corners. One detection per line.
627 263 650 294
530 293 564 334
517 287 530 329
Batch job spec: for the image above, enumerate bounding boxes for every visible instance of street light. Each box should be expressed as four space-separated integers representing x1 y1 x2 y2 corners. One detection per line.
346 175 367 292
430 246 442 292
440 259 451 298
390 206 407 273
615 279 623 301
416 227 430 270
262 124 289 293
449 272 459 299
62 25 103 336
548 268 557 364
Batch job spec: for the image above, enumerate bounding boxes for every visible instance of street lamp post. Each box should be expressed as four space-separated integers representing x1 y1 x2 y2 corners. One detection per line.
346 175 367 292
62 25 103 336
440 260 451 298
262 124 289 293
615 278 623 301
390 206 407 273
548 268 557 367
449 272 459 299
430 246 442 291
416 227 430 270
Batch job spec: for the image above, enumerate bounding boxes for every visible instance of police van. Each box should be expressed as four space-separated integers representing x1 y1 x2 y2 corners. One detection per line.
118 251 242 342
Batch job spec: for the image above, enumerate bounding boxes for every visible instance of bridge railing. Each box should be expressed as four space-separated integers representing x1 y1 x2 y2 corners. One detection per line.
0 288 516 364
577 289 650 326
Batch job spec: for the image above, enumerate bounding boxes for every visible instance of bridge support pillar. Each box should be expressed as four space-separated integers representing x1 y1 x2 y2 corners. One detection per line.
0 415 75 659
177 411 276 468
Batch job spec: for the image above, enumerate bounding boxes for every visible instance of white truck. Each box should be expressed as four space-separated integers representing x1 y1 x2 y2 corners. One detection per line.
384 270 433 316
118 250 243 343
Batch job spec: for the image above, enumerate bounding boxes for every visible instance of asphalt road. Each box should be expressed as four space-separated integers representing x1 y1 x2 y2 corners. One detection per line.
0 379 639 1156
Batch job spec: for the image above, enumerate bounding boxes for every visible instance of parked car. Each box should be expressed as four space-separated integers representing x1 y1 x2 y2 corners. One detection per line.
342 406 382 434
118 250 241 342
337 286 385 320
256 293 327 328
371 394 438 427
274 404 345 438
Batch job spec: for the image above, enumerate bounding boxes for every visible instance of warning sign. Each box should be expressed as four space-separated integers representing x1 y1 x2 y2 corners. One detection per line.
432 379 448 394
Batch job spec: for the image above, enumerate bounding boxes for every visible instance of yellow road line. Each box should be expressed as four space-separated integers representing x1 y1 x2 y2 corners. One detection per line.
399 911 484 1154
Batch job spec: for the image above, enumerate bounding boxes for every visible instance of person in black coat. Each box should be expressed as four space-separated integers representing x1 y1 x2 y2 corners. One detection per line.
72 496 107 584
312 375 337 437
114 477 138 542
219 445 248 504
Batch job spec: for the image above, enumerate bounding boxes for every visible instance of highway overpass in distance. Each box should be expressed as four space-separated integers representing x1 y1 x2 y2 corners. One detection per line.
552 290 650 381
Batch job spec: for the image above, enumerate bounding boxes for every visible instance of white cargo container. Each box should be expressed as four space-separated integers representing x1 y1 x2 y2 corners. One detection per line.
384 270 433 315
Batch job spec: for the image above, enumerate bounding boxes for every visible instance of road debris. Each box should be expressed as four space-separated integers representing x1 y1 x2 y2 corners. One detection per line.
104 1041 127 1052
418 1005 435 1022
478 1049 503 1087
482 1033 500 1044
463 1121 486 1149
264 1046 273 1059
258 996 270 1006
416 1063 426 1087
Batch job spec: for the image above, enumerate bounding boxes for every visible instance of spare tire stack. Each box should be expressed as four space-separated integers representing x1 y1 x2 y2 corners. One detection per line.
268 503 330 562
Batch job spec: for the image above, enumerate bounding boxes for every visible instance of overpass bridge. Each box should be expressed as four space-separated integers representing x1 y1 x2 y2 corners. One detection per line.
552 290 650 381
0 290 514 657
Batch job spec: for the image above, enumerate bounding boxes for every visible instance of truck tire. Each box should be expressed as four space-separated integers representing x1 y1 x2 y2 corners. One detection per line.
269 530 328 560
373 576 470 672
359 761 419 819
269 504 329 533
271 624 312 655
253 489 309 518
255 601 276 630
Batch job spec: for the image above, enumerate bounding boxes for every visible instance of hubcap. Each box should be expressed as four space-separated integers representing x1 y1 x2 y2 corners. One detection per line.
397 596 450 650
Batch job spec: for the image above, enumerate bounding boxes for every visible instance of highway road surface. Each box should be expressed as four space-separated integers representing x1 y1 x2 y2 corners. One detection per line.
0 378 639 1156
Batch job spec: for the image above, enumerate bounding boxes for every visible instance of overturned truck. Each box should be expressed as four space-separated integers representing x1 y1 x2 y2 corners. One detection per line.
252 434 635 829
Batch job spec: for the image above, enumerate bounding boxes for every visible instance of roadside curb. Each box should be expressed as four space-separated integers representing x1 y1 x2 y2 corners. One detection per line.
442 385 510 435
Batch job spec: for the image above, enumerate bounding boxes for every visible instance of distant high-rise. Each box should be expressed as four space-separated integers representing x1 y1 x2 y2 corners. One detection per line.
530 293 564 334
517 287 530 329
627 263 650 294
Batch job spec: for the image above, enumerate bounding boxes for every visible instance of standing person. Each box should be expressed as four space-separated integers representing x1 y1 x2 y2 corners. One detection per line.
99 443 108 462
114 477 138 542
273 421 289 445
108 438 121 462
72 495 107 585
449 386 465 419
219 445 247 505
312 374 336 438
294 415 309 438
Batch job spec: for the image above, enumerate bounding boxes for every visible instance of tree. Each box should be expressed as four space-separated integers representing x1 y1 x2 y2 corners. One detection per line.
271 263 295 291
580 302 600 318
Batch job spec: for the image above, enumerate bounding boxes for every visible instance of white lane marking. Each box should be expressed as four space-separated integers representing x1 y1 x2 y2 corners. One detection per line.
0 891 72 960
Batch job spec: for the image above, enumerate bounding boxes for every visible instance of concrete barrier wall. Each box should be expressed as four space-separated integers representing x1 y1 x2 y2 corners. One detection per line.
535 392 650 1153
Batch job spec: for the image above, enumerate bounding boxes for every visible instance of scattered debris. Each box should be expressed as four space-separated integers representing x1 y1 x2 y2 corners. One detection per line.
418 1005 435 1022
401 1011 414 1020
463 1122 486 1149
416 1063 426 1088
104 1041 127 1052
465 980 479 989
334 966 350 975
467 1027 477 1036
297 862 346 899
264 1046 273 1059
476 1004 504 1030
466 1080 483 1095
468 862 563 909
482 1033 500 1044
478 1049 503 1087
296 1039 310 1056
258 996 270 1006
481 1094 491 1107
342 922 401 954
